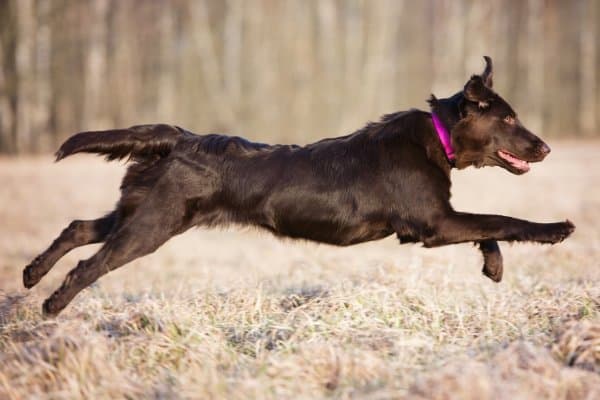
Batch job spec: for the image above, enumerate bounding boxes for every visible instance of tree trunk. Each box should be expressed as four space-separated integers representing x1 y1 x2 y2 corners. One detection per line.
580 0 597 137
0 0 18 154
15 0 35 152
82 0 108 130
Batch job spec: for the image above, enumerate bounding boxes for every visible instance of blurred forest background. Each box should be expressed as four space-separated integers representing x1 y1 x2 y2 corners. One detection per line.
0 0 598 154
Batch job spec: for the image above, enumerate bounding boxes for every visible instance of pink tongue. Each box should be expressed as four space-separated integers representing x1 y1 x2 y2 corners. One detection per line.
499 151 530 171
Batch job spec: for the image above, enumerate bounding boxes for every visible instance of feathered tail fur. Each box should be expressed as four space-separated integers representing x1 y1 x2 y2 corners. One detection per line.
55 124 186 162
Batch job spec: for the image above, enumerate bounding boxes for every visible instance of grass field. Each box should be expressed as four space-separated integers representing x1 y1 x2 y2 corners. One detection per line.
1 142 599 399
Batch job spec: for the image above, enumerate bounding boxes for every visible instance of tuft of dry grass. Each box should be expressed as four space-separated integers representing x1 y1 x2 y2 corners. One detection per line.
553 320 600 373
1 142 600 399
409 338 600 400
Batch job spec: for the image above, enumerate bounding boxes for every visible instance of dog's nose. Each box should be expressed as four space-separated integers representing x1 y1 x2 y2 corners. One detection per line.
540 143 551 155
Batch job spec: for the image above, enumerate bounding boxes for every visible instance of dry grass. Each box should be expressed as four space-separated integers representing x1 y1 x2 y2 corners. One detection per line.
1 142 599 399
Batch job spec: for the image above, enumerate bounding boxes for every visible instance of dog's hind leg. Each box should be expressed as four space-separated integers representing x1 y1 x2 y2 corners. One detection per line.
41 186 188 316
41 223 174 316
23 212 117 289
478 240 503 282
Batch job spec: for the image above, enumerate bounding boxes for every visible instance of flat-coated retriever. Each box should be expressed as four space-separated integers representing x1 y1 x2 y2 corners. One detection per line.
24 57 574 316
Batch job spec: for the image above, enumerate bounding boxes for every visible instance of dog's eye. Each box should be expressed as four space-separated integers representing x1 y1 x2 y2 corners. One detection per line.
503 115 515 124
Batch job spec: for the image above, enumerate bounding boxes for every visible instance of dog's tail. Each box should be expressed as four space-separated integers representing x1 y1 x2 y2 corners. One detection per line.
55 124 186 162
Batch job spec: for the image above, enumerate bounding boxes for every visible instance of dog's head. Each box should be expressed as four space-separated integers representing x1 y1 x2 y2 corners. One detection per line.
430 56 550 174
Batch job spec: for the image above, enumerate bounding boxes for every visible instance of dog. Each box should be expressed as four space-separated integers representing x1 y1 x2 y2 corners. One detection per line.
24 56 575 316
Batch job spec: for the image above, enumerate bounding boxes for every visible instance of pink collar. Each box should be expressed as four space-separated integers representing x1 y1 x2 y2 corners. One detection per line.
431 112 455 162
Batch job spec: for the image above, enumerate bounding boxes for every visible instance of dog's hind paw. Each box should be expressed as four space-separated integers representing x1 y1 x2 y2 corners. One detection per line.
42 296 61 318
23 258 43 289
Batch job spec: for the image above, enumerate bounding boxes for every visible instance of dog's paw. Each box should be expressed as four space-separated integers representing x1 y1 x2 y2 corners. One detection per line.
42 296 61 318
482 261 503 282
482 266 503 282
23 257 43 289
543 220 575 244
482 253 503 282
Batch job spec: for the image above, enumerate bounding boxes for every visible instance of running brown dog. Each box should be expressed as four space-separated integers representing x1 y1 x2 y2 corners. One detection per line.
24 57 575 316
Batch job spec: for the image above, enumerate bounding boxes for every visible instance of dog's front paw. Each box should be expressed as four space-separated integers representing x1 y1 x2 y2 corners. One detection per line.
482 262 503 282
543 220 575 244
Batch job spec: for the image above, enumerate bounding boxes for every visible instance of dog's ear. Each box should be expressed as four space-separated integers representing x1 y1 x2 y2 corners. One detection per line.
481 56 493 88
463 75 494 109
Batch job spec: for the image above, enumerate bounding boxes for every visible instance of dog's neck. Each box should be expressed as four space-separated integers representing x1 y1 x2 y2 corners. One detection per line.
428 92 465 166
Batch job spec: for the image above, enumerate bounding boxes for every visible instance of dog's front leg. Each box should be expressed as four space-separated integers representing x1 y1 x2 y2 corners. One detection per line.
423 212 575 247
478 240 503 282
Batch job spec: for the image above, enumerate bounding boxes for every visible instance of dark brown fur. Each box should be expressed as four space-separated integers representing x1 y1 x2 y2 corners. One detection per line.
24 57 574 316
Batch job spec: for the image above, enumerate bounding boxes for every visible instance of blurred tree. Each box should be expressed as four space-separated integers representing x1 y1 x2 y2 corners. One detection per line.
581 0 597 136
0 0 18 153
0 0 597 154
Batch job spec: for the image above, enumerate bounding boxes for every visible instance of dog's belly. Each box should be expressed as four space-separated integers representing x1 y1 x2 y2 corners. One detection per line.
272 216 394 246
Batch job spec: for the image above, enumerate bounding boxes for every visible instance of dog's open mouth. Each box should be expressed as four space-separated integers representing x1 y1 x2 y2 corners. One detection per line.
497 150 530 173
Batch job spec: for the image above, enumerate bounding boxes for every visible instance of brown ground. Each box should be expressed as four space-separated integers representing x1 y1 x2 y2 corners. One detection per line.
1 142 599 399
